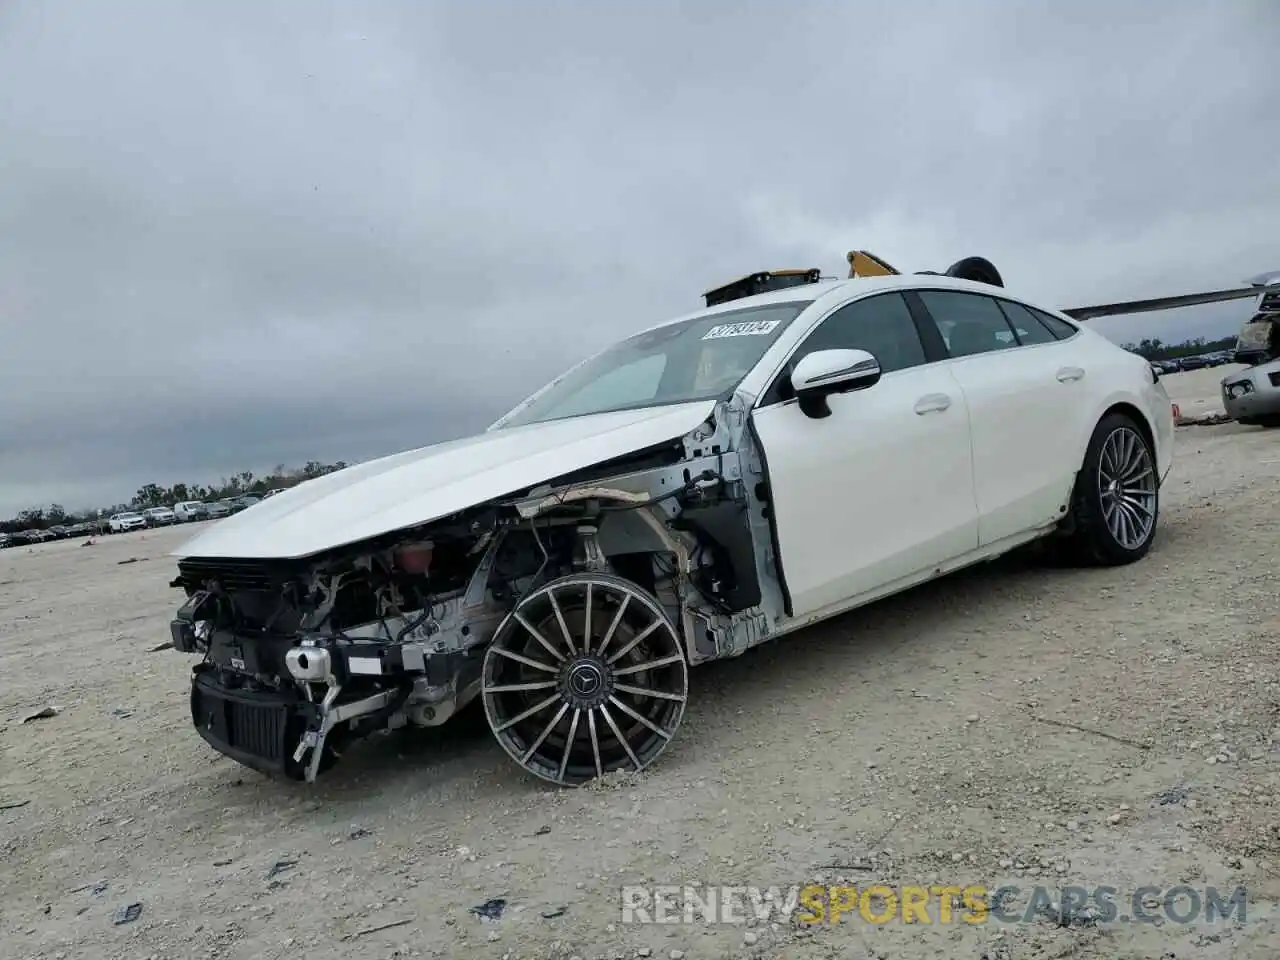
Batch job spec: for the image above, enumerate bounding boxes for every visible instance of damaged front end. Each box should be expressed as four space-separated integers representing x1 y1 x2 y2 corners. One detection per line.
166 399 789 784
170 518 507 781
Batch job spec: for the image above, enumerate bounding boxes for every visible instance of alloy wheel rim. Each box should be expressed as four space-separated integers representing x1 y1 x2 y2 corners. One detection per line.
1096 426 1157 550
481 575 688 786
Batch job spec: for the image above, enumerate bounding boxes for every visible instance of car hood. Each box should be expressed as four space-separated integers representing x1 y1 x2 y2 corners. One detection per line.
173 400 717 560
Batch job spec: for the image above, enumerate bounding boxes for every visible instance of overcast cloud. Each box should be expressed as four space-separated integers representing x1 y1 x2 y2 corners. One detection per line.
1 1 1277 515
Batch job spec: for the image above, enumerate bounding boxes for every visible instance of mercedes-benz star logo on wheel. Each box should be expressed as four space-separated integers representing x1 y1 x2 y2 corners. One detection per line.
569 663 602 696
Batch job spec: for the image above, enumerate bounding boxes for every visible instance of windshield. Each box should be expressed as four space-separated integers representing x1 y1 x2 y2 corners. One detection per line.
495 302 809 429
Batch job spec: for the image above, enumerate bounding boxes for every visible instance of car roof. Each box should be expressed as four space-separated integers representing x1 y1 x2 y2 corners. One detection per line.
632 273 1048 339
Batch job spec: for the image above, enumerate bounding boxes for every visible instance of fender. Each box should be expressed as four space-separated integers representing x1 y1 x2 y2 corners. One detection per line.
1075 385 1167 480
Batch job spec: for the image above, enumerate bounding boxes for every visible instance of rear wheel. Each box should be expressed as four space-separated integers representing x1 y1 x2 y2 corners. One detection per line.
1061 413 1159 566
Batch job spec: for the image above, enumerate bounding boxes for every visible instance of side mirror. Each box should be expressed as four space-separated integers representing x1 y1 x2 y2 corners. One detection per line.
790 348 881 418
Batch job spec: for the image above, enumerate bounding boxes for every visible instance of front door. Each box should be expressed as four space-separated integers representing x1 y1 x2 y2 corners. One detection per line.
750 292 980 621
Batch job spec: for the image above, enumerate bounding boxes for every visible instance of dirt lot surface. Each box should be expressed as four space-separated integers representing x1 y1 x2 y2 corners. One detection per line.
1162 362 1238 420
3 408 1279 960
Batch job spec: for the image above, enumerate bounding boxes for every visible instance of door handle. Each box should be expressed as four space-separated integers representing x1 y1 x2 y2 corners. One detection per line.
1056 366 1085 382
914 393 952 414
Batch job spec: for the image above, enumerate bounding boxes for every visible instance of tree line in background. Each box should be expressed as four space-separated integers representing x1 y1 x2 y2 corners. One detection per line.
1 460 347 534
1121 335 1237 361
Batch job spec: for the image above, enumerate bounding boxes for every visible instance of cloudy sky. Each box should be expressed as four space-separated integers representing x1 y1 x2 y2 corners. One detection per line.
2 1 1277 516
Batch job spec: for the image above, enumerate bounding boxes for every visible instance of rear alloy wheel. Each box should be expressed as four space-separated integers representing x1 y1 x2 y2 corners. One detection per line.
1063 413 1159 565
481 573 688 786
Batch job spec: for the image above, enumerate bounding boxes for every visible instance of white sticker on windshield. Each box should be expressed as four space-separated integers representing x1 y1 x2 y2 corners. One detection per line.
701 319 782 340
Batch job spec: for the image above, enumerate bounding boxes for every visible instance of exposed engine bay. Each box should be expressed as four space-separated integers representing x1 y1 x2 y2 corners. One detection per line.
169 402 785 783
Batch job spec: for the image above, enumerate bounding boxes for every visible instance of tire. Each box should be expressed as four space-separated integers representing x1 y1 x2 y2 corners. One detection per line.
1061 412 1160 566
481 572 688 786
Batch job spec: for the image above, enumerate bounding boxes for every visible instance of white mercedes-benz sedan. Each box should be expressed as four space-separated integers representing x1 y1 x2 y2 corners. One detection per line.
164 260 1177 785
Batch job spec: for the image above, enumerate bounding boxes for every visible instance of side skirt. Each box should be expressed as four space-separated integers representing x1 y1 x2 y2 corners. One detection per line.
765 523 1060 641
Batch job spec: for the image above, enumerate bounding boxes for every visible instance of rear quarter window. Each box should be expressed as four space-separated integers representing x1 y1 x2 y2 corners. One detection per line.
1027 306 1079 340
994 300 1058 345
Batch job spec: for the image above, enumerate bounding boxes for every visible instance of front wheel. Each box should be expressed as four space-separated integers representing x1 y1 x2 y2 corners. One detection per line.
481 573 689 786
1062 413 1160 566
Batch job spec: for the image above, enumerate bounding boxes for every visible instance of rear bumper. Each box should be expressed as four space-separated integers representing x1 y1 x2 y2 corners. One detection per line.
1146 382 1176 484
1221 366 1280 419
1222 389 1280 419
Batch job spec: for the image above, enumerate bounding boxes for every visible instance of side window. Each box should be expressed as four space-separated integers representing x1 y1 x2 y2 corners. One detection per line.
916 291 1017 358
760 293 926 406
1027 306 1080 340
795 292 927 371
995 300 1057 345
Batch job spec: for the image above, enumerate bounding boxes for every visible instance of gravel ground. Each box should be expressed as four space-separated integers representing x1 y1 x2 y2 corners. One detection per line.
3 375 1278 960
1163 362 1239 421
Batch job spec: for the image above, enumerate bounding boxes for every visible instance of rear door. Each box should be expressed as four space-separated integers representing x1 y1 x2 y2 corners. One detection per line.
912 290 1088 546
750 291 979 620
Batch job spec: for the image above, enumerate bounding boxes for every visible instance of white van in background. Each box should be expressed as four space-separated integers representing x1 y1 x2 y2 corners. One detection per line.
172 501 209 523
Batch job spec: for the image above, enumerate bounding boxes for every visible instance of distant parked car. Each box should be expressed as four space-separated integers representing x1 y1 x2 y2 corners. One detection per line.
172 501 208 522
108 512 147 533
204 501 232 519
261 487 288 499
234 495 262 510
0 533 14 549
143 506 177 526
1177 355 1208 371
